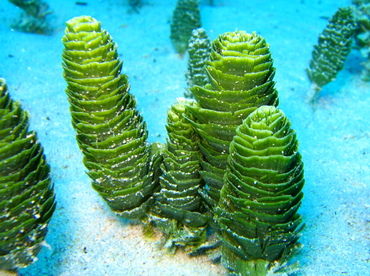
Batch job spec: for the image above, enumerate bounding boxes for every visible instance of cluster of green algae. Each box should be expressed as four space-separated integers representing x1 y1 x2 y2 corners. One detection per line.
3 1 370 273
61 16 305 275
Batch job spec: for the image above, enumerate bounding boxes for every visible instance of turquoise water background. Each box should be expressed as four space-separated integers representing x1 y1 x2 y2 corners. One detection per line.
0 0 369 275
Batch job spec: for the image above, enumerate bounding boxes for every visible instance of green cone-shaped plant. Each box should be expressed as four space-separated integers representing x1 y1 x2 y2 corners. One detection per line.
170 0 202 56
0 79 56 272
307 7 356 101
61 16 158 220
216 105 304 276
153 99 208 253
185 28 212 99
187 31 279 209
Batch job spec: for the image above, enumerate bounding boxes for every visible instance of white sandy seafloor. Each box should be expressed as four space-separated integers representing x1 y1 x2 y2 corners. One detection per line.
0 0 369 275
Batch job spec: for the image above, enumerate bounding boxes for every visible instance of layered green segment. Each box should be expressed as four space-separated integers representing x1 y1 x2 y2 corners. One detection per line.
154 100 208 251
170 0 201 55
62 16 156 220
216 106 304 275
0 79 56 271
187 31 278 206
307 7 356 90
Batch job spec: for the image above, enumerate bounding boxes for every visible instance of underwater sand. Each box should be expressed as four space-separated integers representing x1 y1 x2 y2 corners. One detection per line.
0 0 369 275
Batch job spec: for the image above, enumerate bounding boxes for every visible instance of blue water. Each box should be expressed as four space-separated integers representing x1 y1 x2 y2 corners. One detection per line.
1 0 369 275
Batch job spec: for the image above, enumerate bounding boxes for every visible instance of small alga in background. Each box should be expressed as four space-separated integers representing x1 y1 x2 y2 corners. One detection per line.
128 0 142 13
170 0 202 56
8 0 53 34
306 7 356 102
352 0 370 80
184 28 211 99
